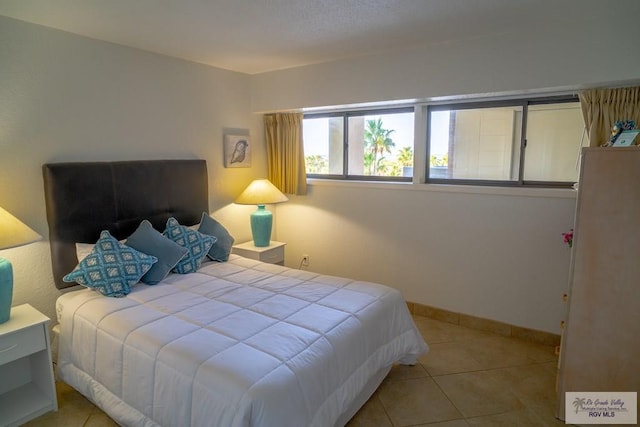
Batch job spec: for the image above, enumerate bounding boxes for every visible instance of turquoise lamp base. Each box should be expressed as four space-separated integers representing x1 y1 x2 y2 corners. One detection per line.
0 257 13 324
250 205 273 247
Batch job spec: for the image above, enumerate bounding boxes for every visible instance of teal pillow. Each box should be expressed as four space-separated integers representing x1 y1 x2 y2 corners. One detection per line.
163 217 216 274
125 220 189 285
198 212 235 262
63 230 157 297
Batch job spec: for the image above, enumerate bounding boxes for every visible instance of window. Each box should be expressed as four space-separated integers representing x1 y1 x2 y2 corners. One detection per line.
427 96 586 186
303 108 415 180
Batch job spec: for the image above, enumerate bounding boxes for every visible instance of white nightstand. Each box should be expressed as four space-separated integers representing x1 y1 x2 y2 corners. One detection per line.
233 241 286 265
0 304 57 427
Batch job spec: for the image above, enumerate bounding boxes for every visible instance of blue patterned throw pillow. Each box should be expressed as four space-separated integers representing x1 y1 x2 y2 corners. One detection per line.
163 217 216 274
198 212 235 262
63 230 157 297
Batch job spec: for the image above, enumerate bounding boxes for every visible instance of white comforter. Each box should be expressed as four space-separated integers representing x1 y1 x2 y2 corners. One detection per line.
57 255 427 427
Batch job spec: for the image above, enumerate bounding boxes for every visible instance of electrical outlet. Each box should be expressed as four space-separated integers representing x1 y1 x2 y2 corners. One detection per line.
302 254 310 266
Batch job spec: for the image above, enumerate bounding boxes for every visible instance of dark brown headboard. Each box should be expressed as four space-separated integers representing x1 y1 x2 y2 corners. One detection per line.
42 160 209 289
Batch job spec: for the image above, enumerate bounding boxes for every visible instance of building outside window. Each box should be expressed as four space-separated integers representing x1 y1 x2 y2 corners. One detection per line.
427 96 586 187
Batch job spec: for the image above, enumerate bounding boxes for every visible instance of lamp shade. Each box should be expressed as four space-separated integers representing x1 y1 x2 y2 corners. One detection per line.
235 179 288 247
0 206 42 250
234 179 289 205
0 206 42 323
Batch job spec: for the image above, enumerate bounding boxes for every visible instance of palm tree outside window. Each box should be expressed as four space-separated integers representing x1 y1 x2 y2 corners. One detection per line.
303 107 414 181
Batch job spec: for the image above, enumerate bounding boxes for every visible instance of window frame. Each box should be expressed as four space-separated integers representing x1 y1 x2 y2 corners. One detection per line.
303 106 415 182
426 95 581 188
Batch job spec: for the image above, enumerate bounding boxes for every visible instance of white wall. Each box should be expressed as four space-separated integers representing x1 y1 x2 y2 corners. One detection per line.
0 16 262 322
252 11 640 334
278 183 576 334
251 13 640 111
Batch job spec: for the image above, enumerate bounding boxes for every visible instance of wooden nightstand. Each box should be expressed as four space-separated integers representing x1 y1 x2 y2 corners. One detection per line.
0 304 57 427
233 241 286 265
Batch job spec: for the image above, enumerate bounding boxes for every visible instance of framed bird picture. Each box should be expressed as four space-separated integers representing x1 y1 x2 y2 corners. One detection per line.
224 134 251 168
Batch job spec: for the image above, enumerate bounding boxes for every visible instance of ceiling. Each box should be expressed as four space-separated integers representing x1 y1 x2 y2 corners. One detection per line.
0 0 612 75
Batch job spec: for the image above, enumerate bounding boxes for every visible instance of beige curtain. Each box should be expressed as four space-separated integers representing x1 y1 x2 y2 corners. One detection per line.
579 86 640 147
264 112 307 195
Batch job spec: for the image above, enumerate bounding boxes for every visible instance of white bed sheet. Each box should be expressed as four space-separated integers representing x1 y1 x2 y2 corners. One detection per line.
56 255 427 427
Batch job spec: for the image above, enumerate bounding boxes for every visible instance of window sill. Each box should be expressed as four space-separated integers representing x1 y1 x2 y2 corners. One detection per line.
307 178 577 199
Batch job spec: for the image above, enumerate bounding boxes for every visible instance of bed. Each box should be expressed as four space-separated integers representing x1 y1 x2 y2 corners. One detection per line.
43 160 427 427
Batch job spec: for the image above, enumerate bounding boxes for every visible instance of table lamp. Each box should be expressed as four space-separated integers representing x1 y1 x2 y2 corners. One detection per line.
0 206 42 324
235 179 288 247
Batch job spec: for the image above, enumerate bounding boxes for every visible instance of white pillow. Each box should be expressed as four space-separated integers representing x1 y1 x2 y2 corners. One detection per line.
75 242 95 261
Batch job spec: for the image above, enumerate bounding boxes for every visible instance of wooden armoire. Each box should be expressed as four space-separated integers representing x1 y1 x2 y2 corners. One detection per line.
556 146 640 420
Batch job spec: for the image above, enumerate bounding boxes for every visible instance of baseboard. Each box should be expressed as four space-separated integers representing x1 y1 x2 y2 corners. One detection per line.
406 301 560 347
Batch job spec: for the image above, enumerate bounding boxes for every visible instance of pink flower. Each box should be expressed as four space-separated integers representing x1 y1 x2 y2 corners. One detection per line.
562 229 574 248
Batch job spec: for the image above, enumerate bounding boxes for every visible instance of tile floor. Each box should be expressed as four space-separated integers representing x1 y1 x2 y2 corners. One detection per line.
25 315 565 426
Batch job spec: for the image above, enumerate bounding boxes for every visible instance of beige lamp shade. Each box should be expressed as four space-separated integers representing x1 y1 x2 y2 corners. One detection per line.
0 206 42 250
235 179 289 205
